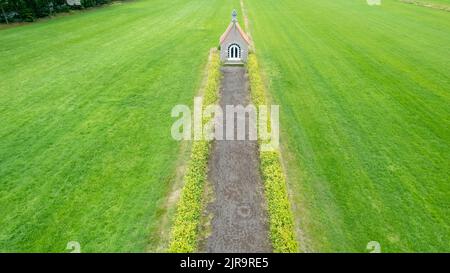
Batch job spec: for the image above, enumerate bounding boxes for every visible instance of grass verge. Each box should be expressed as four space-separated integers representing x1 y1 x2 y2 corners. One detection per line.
248 53 298 252
167 49 221 252
400 0 450 11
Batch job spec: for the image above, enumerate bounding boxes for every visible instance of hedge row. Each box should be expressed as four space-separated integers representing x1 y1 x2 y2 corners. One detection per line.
247 53 299 252
167 50 221 253
0 0 115 23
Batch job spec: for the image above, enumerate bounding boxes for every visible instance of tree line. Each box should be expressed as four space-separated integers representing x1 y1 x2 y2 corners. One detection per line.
0 0 114 23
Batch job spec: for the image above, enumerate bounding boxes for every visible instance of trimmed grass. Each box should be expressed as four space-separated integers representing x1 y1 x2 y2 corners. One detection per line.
246 0 450 252
0 0 238 252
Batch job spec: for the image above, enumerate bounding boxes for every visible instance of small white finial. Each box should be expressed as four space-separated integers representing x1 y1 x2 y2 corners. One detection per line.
232 9 237 22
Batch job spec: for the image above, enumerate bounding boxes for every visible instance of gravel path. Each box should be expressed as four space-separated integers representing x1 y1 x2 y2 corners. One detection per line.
203 66 271 253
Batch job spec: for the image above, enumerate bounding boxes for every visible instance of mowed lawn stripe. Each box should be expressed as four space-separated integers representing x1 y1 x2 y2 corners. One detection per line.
0 0 238 252
246 0 449 252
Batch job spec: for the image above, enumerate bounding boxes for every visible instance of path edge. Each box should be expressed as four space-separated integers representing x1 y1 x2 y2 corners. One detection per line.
167 49 221 253
247 53 299 253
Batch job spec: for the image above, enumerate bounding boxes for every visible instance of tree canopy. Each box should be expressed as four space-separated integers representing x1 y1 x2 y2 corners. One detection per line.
0 0 115 23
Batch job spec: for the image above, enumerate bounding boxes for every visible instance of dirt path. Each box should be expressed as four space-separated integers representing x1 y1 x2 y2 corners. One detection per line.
202 66 271 253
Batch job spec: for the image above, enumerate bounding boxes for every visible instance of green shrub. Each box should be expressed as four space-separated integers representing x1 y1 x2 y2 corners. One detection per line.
260 152 298 252
55 4 70 13
18 5 34 22
168 50 220 253
247 54 266 107
248 53 298 253
0 0 117 23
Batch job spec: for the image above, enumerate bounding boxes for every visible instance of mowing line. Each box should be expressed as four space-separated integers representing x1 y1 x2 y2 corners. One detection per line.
240 0 254 51
399 0 450 12
242 0 299 252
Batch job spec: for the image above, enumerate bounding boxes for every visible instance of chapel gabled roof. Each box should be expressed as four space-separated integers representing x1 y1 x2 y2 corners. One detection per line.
219 14 251 45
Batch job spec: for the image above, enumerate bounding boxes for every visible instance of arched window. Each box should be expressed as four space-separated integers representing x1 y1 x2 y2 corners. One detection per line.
228 44 241 60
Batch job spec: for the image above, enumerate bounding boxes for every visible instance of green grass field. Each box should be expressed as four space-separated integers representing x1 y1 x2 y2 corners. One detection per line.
0 0 239 252
1 0 448 253
246 0 449 252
